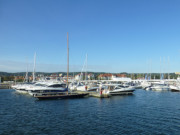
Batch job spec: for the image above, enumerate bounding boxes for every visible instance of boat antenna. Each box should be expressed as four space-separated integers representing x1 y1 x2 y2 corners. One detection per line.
33 52 36 82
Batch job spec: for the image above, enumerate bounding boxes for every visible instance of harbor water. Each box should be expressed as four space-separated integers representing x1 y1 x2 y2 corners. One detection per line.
0 89 180 135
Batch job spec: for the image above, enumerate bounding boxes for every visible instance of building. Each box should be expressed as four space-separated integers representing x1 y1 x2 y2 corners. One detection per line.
87 73 95 80
63 75 74 82
75 73 83 80
98 74 112 80
98 73 127 80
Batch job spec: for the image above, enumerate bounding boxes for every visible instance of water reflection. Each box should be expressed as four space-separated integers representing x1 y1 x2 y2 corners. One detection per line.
0 89 180 135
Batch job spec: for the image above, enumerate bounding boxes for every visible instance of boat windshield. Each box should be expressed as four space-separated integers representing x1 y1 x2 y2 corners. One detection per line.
118 85 129 88
78 83 84 86
115 86 121 89
107 86 115 90
34 84 46 87
48 84 67 88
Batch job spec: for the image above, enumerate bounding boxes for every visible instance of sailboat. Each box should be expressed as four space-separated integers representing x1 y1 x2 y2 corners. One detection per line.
34 32 88 100
76 54 88 91
150 57 169 91
13 56 34 94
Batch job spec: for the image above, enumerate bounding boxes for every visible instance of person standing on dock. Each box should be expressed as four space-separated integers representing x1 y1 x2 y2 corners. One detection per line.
100 89 102 95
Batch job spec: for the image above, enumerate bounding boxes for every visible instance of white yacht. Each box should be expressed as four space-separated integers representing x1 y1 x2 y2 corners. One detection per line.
103 84 135 95
69 81 99 92
69 81 78 91
169 84 180 92
11 84 21 90
69 81 87 91
151 84 169 91
76 82 87 91
169 77 180 92
12 83 35 94
150 81 170 91
26 82 67 96
141 80 151 90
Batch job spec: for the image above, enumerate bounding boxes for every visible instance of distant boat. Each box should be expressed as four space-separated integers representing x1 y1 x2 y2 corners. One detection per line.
102 84 135 95
76 54 88 91
141 80 151 90
169 78 180 92
76 82 87 91
150 81 169 91
13 82 35 94
169 85 180 92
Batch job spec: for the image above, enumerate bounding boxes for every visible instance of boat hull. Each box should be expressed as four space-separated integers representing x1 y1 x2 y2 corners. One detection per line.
169 85 180 92
16 89 28 94
170 89 180 92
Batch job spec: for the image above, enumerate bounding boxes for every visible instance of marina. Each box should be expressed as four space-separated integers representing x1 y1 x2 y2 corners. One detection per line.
1 0 180 134
8 76 180 101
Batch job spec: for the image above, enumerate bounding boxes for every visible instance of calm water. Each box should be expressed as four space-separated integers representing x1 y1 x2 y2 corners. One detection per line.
0 89 180 135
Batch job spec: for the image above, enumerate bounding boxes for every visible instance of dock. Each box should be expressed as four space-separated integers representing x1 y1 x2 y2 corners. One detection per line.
34 92 89 100
0 83 12 89
75 91 111 98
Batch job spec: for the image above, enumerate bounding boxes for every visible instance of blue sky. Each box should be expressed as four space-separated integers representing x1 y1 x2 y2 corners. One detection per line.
0 0 180 73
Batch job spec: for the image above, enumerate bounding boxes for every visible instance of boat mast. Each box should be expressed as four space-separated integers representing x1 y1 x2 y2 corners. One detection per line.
33 52 36 82
25 58 29 82
85 53 88 82
67 32 69 93
150 59 152 80
79 54 87 82
168 56 170 80
24 57 29 82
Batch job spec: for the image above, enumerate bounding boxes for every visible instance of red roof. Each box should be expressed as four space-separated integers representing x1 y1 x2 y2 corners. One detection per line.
98 74 126 78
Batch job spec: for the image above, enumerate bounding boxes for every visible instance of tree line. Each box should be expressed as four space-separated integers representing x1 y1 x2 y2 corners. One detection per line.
0 72 179 82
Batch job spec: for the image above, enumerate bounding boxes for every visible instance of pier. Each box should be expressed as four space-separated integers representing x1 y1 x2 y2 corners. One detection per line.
75 91 133 98
0 83 11 89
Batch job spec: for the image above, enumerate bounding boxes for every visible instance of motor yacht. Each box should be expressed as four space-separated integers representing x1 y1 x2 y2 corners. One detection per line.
12 82 35 94
26 82 67 96
169 84 180 92
150 83 169 91
103 84 135 95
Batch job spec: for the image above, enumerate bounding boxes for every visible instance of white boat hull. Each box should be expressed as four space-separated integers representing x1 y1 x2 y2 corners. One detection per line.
151 86 169 91
169 85 180 92
16 89 28 94
76 86 87 91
